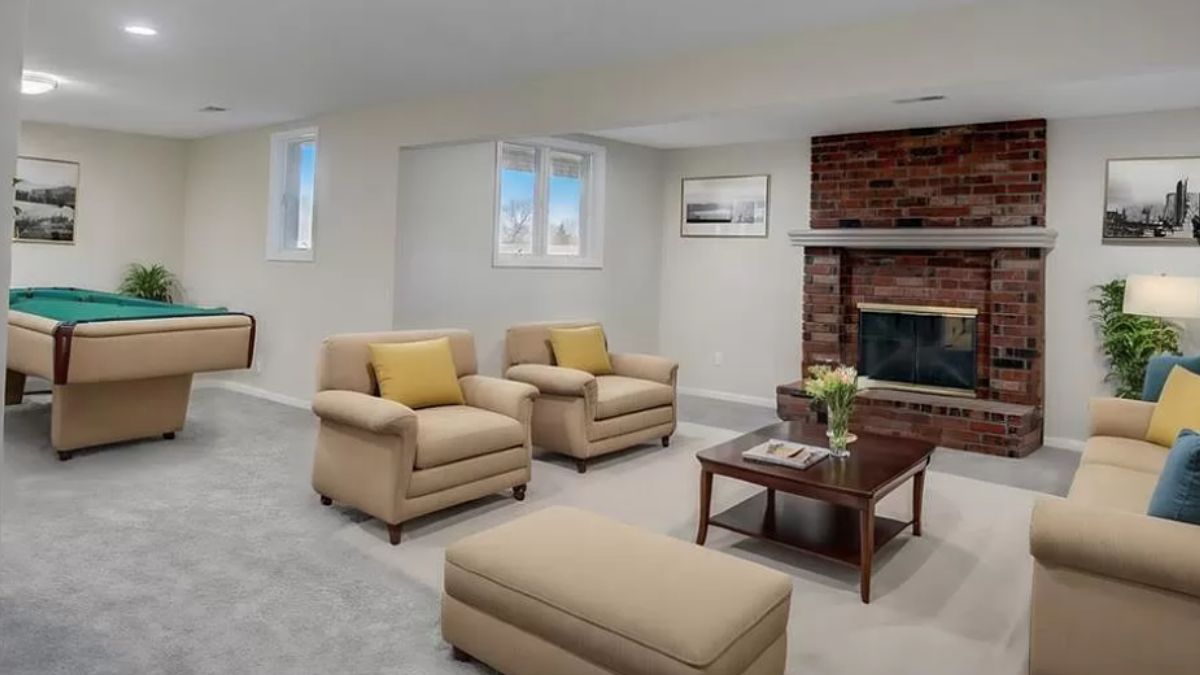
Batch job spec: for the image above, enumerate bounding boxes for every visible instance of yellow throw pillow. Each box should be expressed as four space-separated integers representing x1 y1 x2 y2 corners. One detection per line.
369 337 465 409
1146 366 1200 447
549 326 613 375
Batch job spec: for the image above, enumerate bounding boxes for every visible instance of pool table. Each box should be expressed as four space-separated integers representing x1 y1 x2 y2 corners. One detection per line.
7 287 256 459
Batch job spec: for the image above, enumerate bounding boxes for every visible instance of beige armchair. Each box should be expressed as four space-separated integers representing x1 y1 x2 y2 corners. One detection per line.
311 329 538 545
504 321 678 473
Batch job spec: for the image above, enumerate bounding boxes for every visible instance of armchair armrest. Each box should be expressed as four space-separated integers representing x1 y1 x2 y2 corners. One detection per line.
1089 397 1156 440
459 375 538 421
1031 497 1200 599
311 390 416 436
610 352 678 385
505 364 596 398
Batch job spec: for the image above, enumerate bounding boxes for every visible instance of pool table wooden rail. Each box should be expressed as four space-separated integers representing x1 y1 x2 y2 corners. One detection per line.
8 310 254 385
6 310 256 457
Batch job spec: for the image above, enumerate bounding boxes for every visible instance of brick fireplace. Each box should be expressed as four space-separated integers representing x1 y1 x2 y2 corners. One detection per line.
778 120 1052 457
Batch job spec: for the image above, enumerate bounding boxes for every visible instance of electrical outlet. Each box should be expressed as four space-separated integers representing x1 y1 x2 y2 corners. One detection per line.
713 351 724 367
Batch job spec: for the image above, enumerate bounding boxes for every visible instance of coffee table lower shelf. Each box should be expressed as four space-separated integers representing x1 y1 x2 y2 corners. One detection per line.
707 491 912 568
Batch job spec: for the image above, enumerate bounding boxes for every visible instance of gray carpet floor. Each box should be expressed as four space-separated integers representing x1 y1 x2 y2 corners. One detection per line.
0 388 485 675
0 388 1078 675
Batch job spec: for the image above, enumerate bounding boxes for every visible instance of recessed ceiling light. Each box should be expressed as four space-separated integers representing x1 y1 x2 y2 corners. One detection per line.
21 72 59 96
124 24 158 37
892 95 947 105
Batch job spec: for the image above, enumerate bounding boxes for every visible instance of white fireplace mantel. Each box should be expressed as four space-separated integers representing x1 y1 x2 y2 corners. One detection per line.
787 226 1058 250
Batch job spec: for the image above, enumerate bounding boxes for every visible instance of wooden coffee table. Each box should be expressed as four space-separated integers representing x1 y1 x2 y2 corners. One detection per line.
695 421 934 603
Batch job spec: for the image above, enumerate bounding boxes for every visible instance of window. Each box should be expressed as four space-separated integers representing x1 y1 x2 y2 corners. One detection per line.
494 137 605 268
267 127 317 261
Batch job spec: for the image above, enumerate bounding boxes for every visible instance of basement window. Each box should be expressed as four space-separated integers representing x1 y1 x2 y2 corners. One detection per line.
267 127 317 262
494 137 605 268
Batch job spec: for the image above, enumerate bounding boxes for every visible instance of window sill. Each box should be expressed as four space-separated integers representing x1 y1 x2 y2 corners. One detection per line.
493 255 602 270
266 249 315 263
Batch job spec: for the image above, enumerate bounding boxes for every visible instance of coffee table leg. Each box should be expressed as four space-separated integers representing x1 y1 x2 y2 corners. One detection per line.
696 469 713 546
913 466 926 537
859 503 875 604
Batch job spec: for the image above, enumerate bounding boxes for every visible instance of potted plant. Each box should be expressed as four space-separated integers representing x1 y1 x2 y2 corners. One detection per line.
1090 278 1182 399
118 263 179 303
804 364 859 458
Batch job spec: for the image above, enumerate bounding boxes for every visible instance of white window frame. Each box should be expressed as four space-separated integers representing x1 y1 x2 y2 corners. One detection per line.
266 126 318 262
493 136 605 269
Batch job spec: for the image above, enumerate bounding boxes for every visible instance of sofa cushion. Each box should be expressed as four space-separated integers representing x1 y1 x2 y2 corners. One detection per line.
1148 430 1200 525
594 375 675 420
1142 354 1200 401
414 406 524 469
1081 435 1171 475
1146 366 1200 447
444 506 791 674
1068 463 1160 514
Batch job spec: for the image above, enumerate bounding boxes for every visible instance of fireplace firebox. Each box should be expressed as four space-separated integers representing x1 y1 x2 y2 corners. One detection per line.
856 303 977 396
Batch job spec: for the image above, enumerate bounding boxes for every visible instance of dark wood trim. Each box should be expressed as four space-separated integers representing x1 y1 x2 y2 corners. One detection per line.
245 314 257 368
52 323 76 385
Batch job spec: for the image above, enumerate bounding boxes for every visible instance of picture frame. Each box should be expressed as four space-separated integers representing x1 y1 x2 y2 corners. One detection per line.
680 174 769 238
1102 156 1200 246
13 156 79 244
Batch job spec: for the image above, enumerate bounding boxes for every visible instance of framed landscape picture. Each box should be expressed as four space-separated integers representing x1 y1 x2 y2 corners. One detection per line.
1103 157 1200 245
681 174 769 238
14 156 79 244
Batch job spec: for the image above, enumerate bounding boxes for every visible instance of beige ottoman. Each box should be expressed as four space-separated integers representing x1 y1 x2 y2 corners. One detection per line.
442 506 792 675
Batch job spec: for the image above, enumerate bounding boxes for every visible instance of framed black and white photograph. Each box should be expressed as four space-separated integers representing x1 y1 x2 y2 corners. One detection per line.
14 156 79 244
681 174 769 238
1103 157 1200 246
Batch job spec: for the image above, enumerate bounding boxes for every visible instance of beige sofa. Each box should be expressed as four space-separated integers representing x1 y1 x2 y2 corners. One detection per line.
504 321 678 473
443 506 792 675
1029 397 1200 675
311 329 538 545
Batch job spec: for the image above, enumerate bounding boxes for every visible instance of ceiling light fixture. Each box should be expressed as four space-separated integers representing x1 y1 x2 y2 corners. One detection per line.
20 72 59 96
892 95 947 105
124 24 158 36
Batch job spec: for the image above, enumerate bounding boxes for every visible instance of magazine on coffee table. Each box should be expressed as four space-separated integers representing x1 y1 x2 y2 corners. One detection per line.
742 440 830 470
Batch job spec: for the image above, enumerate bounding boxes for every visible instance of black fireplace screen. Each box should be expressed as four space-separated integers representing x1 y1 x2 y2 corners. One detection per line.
857 308 977 392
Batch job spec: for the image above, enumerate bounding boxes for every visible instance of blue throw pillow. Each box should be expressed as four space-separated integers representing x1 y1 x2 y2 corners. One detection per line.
1142 354 1200 401
1148 430 1200 526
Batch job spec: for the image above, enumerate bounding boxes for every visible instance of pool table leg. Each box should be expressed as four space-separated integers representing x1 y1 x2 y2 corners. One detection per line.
163 432 176 440
5 370 25 405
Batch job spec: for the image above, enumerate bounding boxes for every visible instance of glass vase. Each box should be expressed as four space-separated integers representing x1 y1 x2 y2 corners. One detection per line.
826 402 853 459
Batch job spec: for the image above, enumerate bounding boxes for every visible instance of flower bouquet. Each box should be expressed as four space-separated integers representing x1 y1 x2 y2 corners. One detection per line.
803 364 859 458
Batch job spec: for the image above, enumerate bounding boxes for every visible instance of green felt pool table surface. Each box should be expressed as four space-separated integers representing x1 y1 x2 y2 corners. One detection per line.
9 287 231 324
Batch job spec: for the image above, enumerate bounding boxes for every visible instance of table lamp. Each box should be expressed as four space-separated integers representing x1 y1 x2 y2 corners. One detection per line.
1123 274 1200 319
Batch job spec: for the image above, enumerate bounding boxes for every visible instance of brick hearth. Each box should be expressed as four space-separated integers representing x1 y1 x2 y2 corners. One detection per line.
779 120 1049 457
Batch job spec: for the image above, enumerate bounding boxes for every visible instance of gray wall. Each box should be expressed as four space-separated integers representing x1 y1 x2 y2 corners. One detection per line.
393 136 664 376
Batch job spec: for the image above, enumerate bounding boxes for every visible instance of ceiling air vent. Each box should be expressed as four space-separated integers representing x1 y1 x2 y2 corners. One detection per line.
892 95 947 105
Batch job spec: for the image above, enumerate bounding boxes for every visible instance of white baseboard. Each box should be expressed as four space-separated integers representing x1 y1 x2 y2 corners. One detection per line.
677 386 776 409
196 379 311 410
1042 436 1085 452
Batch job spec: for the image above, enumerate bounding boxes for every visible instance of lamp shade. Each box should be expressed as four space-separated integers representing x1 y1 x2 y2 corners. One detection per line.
1123 275 1200 319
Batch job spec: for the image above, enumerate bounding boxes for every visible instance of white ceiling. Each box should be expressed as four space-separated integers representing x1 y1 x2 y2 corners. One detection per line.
19 0 980 138
593 69 1200 149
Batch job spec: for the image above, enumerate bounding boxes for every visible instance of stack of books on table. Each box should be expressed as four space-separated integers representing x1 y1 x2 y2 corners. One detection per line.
742 440 830 470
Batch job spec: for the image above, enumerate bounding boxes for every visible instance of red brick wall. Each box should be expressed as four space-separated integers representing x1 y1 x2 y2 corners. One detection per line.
797 120 1048 454
811 120 1047 229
